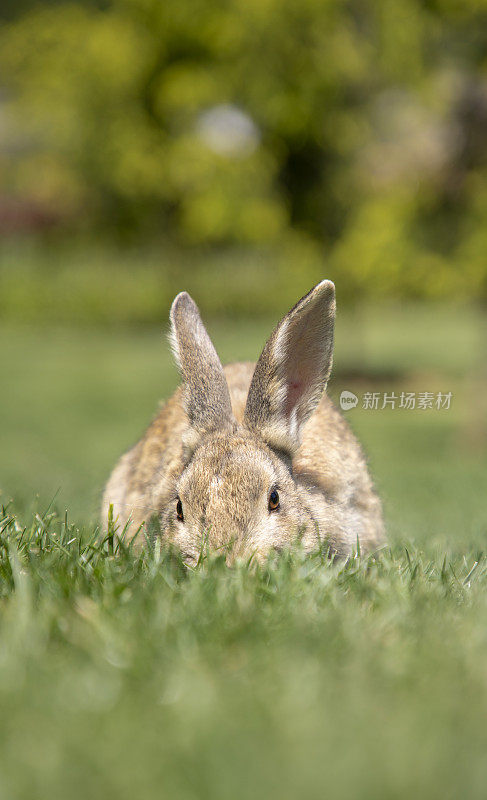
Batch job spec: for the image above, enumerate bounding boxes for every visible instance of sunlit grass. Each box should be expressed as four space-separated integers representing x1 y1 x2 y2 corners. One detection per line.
1 505 487 799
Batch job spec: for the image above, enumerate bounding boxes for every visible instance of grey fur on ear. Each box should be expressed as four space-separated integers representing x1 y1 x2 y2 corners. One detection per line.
170 292 235 443
244 280 336 454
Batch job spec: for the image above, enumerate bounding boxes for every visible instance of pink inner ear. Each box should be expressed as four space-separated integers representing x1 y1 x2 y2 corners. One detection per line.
279 290 334 423
285 379 304 417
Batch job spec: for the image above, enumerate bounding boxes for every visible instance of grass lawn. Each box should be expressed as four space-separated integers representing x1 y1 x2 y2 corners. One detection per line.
0 304 486 798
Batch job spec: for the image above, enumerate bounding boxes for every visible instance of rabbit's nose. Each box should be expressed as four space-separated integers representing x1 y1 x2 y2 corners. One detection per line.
215 535 241 567
224 538 242 566
224 537 256 568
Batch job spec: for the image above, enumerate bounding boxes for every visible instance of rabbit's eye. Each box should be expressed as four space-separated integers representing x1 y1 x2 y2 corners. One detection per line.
176 497 184 522
268 488 280 512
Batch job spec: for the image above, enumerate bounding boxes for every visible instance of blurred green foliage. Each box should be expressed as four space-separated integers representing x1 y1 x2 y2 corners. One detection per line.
1 0 487 310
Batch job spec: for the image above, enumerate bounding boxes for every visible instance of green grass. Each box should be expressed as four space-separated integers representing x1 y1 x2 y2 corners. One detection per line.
0 305 486 797
1 513 487 799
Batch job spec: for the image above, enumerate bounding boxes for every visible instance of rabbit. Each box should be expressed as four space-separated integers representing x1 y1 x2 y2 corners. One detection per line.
102 281 384 563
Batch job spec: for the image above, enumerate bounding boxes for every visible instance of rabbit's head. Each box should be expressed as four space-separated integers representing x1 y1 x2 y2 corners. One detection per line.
163 281 335 565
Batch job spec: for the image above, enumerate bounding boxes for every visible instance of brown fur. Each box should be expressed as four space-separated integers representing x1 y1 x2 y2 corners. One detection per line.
102 282 384 562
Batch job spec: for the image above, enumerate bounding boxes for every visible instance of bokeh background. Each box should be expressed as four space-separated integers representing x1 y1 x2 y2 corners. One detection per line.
0 0 486 547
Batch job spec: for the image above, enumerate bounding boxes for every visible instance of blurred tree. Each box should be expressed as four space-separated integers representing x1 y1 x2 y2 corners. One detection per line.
1 0 487 302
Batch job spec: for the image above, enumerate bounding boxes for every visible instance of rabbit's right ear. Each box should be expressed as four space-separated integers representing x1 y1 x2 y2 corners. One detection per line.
170 292 235 450
244 280 335 456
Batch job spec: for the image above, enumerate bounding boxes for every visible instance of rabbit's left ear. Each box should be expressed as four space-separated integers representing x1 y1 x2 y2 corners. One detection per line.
244 280 335 455
170 292 235 448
